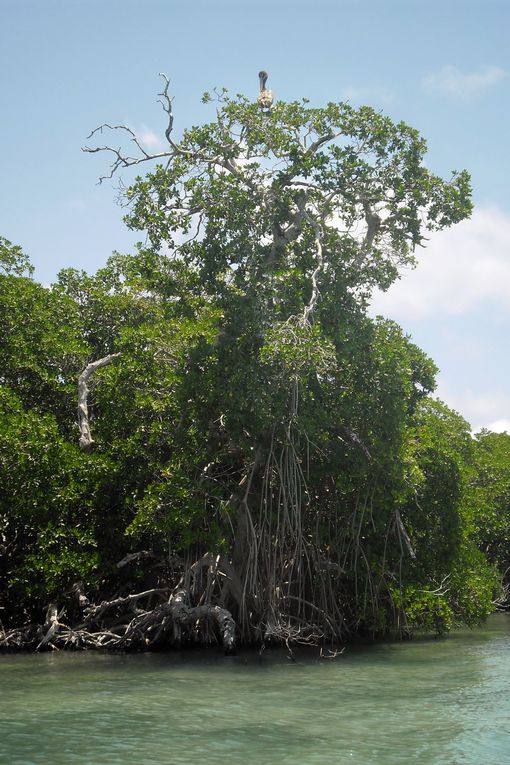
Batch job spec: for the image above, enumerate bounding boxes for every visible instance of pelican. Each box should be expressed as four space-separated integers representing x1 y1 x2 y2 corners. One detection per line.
257 70 273 112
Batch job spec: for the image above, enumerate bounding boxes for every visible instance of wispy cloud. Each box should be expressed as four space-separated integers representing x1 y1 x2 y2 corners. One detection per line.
126 123 165 151
138 124 165 151
371 207 510 320
422 65 506 100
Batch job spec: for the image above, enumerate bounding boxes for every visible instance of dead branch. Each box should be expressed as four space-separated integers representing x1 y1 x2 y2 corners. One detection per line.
395 509 416 559
36 603 62 651
116 550 155 569
351 199 382 269
78 353 120 451
158 72 175 145
71 581 90 608
81 587 169 627
338 425 372 461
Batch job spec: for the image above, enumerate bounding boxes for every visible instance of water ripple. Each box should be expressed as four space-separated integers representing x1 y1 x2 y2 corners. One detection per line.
1 614 509 765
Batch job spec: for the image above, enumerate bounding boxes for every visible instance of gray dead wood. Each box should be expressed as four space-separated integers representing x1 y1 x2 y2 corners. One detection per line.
36 603 62 651
78 353 120 450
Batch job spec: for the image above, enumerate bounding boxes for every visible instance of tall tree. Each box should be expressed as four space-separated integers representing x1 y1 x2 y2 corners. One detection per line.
78 75 474 642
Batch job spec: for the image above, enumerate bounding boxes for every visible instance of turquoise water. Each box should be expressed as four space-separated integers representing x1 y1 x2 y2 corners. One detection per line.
1 614 509 765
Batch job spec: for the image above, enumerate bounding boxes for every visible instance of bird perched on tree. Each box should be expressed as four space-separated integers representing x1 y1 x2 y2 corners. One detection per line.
257 70 273 112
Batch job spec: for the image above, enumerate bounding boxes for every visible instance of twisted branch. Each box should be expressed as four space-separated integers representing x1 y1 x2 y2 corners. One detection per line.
78 353 120 451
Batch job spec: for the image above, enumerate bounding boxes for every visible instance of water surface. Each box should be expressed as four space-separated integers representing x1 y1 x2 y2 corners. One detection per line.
1 614 509 764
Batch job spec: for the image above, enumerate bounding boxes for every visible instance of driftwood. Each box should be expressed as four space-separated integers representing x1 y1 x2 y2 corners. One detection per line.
0 623 36 650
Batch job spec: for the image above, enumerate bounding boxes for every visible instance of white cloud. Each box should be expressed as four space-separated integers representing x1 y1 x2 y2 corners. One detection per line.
434 384 510 433
422 65 506 100
486 419 510 434
371 207 510 321
138 124 165 151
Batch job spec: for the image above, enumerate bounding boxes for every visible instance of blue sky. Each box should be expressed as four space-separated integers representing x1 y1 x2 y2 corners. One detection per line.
2 0 510 431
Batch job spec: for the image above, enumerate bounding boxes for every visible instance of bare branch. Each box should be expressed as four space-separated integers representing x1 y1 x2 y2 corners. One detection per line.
78 353 121 451
83 74 264 196
349 199 383 269
83 122 174 184
395 509 416 559
157 73 175 145
81 588 169 626
268 190 307 262
85 123 149 158
362 200 382 249
304 130 337 156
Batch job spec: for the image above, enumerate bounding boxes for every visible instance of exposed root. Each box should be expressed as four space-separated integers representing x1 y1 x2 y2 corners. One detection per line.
1 572 237 653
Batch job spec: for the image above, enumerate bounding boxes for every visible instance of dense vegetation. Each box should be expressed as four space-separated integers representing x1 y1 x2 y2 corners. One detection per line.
0 83 508 651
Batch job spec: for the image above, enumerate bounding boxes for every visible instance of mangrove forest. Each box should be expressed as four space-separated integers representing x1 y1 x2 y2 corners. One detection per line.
1 76 509 653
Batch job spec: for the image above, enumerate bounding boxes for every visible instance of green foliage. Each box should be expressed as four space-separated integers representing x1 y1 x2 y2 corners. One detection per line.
384 400 499 631
0 388 98 616
56 256 163 358
0 236 33 276
395 586 454 634
470 430 510 576
123 95 472 302
0 273 87 431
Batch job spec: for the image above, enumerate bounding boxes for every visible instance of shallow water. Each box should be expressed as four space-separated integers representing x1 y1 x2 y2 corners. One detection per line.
1 614 509 765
